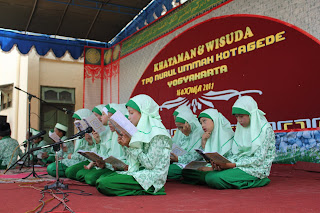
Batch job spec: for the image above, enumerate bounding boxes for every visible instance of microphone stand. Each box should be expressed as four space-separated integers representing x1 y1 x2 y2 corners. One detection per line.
44 137 79 190
13 86 74 175
22 138 41 179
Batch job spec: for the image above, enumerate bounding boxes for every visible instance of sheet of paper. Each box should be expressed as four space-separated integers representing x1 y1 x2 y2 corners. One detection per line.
110 111 138 137
171 143 187 156
49 132 61 143
83 113 105 134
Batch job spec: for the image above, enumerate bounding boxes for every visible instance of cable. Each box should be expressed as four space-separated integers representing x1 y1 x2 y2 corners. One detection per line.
2 143 23 174
19 179 92 213
31 111 57 123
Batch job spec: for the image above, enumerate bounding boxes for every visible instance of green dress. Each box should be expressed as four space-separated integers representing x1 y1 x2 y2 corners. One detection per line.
96 94 172 196
0 136 23 169
63 136 96 180
187 96 276 189
76 129 126 185
204 127 275 189
181 108 234 185
96 135 171 196
168 108 203 180
32 139 52 163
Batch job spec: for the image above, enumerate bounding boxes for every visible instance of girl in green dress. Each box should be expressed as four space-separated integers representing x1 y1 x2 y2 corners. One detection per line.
168 106 204 180
203 96 276 189
96 94 172 196
182 108 234 184
64 108 97 179
76 103 127 186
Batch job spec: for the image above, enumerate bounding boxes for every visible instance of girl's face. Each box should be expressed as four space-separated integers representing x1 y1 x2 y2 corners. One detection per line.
127 106 141 127
101 111 109 126
235 114 250 127
199 117 214 133
107 112 115 132
93 111 102 122
175 122 191 136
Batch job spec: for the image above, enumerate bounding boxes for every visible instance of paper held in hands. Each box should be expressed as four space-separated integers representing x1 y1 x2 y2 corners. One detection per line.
195 149 231 164
83 114 106 134
171 143 187 156
49 132 61 143
77 150 127 171
74 119 93 137
109 111 138 137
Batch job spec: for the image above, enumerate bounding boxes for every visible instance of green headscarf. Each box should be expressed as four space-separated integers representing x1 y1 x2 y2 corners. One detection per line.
198 109 234 155
175 108 203 152
72 108 92 119
126 94 171 147
232 96 271 156
92 104 105 116
109 103 128 117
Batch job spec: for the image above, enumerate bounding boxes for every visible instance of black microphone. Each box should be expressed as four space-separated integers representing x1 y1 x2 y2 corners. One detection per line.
28 130 47 141
63 108 74 115
14 86 22 91
66 127 93 140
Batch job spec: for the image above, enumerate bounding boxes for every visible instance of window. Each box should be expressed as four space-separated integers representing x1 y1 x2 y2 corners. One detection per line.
0 84 13 111
41 86 75 104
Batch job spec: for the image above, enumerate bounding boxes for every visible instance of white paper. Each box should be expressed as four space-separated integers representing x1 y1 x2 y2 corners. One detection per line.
49 132 61 143
171 143 187 156
83 113 105 134
110 111 138 137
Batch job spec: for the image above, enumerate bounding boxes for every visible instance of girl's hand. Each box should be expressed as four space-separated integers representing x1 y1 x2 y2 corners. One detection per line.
201 132 211 148
92 131 100 144
117 133 130 147
85 133 93 145
211 160 236 170
68 153 72 159
170 153 179 162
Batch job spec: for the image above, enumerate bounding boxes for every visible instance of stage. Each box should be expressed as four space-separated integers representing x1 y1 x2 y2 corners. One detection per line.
0 163 319 213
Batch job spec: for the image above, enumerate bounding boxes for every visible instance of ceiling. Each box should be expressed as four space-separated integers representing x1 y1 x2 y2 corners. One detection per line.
0 0 153 42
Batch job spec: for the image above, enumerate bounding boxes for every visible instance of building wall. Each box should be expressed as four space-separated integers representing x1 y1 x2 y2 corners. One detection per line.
118 0 320 103
0 47 83 143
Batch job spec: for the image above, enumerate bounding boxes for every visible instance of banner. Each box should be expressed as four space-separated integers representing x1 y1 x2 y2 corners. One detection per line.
131 15 320 135
84 44 121 109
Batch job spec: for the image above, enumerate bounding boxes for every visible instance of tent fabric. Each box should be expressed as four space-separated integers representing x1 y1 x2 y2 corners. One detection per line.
0 30 107 60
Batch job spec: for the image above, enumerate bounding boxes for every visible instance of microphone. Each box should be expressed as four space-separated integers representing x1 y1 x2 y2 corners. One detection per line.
28 130 47 141
63 108 74 115
66 127 93 140
14 86 22 91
